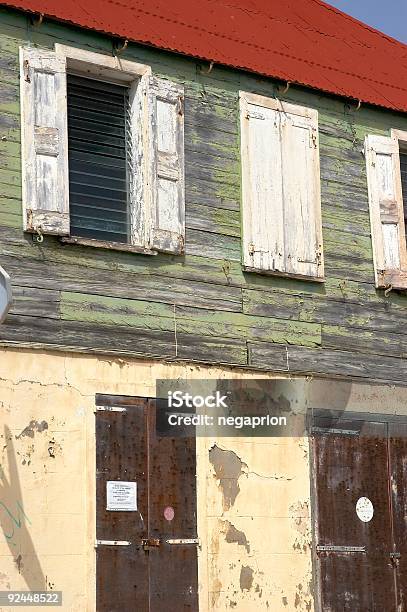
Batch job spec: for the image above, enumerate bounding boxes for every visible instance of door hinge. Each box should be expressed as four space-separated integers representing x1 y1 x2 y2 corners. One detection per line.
166 538 200 546
95 406 127 413
95 540 131 547
316 545 365 553
311 427 360 436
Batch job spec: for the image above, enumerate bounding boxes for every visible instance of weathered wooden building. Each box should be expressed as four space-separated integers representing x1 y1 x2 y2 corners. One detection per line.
0 0 407 609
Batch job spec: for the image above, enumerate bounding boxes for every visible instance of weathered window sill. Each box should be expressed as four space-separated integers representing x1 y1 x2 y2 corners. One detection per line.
60 236 157 256
242 265 325 283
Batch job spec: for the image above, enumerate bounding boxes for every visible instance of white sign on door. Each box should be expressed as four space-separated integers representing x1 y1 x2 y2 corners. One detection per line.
356 496 374 523
106 481 137 511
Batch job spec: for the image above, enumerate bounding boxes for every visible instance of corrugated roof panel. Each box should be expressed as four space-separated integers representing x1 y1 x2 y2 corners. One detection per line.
1 0 406 112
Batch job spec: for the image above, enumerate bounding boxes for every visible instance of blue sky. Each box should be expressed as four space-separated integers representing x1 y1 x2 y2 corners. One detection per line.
326 0 407 43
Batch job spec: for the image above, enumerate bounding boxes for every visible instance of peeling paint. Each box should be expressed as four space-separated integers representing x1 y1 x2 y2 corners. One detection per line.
239 565 254 591
224 520 250 553
16 420 48 439
209 444 247 510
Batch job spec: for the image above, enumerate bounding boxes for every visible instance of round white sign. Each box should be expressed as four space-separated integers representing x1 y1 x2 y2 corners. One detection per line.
356 497 374 523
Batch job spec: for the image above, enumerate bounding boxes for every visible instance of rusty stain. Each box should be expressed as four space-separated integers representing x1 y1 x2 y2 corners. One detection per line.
16 420 48 439
282 596 288 606
15 554 23 574
239 565 254 591
211 579 222 608
224 520 250 553
209 445 247 510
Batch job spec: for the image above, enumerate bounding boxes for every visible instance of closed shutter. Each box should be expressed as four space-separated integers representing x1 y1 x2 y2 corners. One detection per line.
240 92 323 280
20 47 69 235
365 135 407 288
67 74 129 243
148 77 185 254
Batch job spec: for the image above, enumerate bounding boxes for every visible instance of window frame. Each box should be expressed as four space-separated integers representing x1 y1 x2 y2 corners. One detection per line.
54 44 154 254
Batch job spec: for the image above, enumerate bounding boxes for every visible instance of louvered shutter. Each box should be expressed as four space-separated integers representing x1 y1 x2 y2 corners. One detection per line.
20 47 69 235
365 135 407 288
148 77 185 254
240 93 324 280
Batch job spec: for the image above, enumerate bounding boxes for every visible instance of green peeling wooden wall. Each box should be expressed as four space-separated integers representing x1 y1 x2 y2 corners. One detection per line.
1 7 407 383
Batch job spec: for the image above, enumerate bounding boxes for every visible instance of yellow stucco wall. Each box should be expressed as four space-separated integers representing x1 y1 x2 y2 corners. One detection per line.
0 347 314 611
1 347 406 611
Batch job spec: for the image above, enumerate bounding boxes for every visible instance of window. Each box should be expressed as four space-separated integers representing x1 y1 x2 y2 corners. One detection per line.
239 92 324 281
67 75 130 243
365 130 407 289
19 45 185 254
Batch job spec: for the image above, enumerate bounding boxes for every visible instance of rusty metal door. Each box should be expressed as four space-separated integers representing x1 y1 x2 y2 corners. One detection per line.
312 417 407 611
389 422 407 612
95 395 198 612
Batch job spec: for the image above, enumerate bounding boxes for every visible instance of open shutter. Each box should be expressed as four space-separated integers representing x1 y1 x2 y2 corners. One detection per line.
20 47 69 235
280 110 322 279
365 135 407 288
148 77 185 254
240 92 323 280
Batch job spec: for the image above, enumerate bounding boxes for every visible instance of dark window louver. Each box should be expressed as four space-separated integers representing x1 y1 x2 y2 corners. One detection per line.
67 74 130 243
401 152 407 241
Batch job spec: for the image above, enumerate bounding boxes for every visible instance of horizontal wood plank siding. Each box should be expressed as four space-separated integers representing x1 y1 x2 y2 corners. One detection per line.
1 8 407 383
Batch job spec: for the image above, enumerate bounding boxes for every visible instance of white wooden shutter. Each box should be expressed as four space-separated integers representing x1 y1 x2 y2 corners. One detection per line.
20 47 69 235
365 135 407 288
148 76 185 254
240 92 324 280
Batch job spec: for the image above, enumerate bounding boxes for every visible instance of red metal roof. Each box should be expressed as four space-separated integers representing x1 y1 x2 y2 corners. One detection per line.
2 0 407 113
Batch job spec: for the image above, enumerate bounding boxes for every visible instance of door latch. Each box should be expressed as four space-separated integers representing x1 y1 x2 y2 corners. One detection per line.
141 538 160 551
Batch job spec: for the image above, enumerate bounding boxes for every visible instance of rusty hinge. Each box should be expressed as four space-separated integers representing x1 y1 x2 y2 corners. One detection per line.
23 59 30 83
309 128 318 149
27 208 34 231
246 111 267 120
248 243 273 256
177 95 184 117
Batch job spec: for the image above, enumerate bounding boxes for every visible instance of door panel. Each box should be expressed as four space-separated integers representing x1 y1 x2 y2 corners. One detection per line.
95 395 198 612
96 397 149 612
389 423 407 612
148 405 198 608
313 421 396 611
